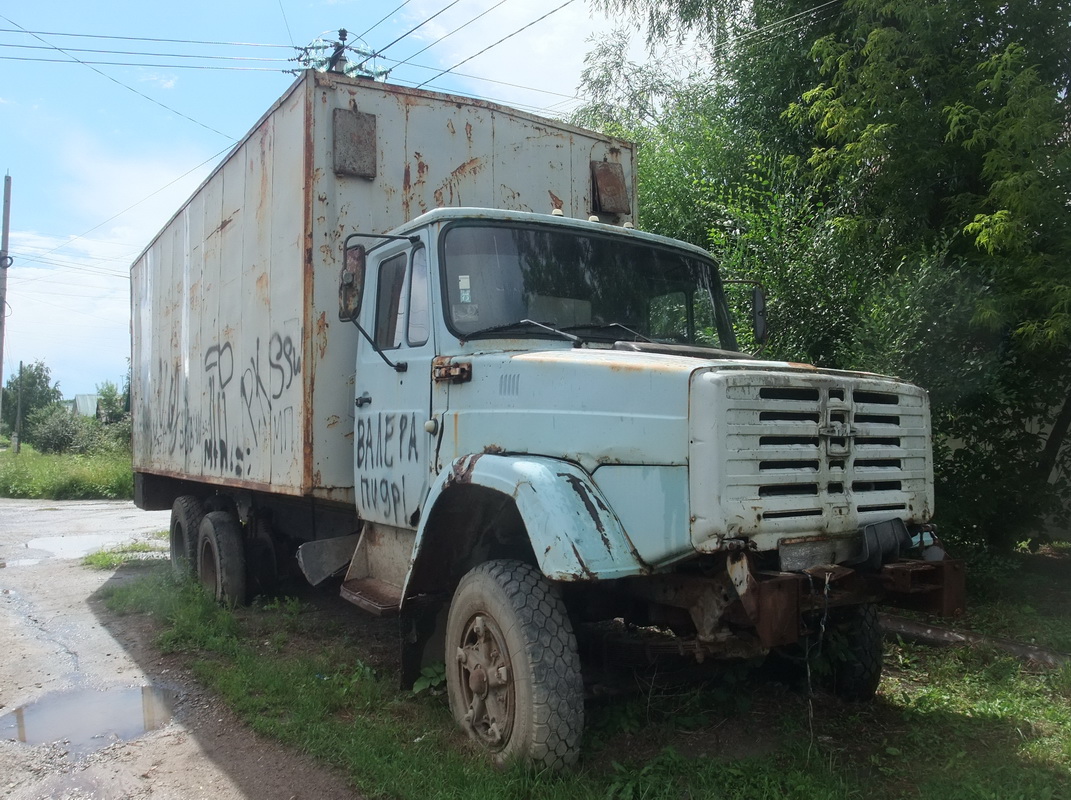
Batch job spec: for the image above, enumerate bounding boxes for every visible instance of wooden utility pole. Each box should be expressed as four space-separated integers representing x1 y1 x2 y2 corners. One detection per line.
0 174 10 434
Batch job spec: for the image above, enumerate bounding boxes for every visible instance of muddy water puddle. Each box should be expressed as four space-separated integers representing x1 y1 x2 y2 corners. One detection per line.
0 685 178 754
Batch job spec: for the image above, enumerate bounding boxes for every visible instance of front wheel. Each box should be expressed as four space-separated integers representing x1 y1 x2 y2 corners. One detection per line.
822 602 883 701
445 560 583 770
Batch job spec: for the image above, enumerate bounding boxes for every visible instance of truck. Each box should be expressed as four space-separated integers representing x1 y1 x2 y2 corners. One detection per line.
131 68 965 769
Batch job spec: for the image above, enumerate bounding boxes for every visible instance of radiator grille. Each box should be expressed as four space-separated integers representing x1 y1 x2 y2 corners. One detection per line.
718 376 930 530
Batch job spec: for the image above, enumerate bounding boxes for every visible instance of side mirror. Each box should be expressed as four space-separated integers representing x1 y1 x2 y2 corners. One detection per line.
751 286 768 345
339 244 366 322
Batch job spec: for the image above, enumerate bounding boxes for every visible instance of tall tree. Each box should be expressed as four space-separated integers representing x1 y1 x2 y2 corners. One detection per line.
583 0 1071 547
2 360 63 434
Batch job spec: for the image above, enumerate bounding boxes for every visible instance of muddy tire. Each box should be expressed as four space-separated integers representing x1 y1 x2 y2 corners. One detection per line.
169 496 204 578
198 511 247 607
825 603 883 701
445 560 583 770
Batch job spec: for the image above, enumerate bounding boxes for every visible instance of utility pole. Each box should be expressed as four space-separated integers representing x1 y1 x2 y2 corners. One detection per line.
0 174 11 436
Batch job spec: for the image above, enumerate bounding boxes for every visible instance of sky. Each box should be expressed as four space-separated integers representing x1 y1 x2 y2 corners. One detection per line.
0 0 663 398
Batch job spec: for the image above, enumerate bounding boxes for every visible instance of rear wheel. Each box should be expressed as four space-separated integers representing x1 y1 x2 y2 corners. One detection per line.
198 511 247 607
169 496 204 578
445 560 583 770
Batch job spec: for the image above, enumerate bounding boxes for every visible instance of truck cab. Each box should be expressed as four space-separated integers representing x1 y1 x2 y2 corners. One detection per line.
330 207 964 768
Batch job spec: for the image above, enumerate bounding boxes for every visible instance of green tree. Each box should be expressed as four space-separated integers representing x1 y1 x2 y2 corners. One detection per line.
2 360 63 435
96 380 126 425
584 0 1071 548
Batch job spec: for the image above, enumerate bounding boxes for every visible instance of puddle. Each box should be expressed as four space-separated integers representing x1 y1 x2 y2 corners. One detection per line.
25 534 139 560
0 686 178 754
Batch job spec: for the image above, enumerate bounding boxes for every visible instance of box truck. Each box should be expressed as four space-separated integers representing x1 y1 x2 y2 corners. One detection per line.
132 68 964 768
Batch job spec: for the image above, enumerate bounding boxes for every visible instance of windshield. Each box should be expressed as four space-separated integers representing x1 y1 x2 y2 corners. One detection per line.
440 222 737 350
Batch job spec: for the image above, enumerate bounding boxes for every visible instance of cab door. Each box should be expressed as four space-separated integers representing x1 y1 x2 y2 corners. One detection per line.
353 242 438 529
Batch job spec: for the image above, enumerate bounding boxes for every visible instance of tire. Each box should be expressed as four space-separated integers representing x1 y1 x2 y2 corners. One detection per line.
169 496 204 578
824 603 883 701
197 511 248 607
246 515 278 599
445 560 583 770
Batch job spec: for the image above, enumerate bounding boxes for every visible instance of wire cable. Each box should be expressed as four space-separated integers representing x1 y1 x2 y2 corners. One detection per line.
24 144 234 266
0 27 292 48
356 1 414 41
0 14 237 139
0 42 292 62
0 54 286 72
416 0 578 89
277 0 295 47
390 0 511 71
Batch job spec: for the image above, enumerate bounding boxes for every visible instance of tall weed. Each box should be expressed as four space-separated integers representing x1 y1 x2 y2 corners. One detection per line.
0 448 133 499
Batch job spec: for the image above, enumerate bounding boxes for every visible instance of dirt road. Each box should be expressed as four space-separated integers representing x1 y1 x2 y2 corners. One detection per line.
0 499 355 800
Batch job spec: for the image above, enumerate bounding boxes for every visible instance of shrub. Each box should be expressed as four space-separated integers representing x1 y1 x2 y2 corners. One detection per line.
26 403 103 454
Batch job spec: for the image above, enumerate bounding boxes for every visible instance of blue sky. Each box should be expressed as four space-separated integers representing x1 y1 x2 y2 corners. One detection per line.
0 0 661 397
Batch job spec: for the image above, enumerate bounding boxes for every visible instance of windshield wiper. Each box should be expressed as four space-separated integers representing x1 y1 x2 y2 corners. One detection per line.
464 318 583 345
562 322 652 342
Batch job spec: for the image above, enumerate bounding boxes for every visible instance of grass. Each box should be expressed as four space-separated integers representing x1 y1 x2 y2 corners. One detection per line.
83 540 168 569
0 446 133 499
97 557 1071 800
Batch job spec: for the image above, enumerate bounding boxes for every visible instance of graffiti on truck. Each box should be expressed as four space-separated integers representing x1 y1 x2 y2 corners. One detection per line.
148 326 301 479
356 411 421 525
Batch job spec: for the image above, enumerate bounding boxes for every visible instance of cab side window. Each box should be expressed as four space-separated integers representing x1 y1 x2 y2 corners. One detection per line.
374 253 408 349
407 248 429 346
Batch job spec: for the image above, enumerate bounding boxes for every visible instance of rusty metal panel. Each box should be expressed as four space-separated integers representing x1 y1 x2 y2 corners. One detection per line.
591 161 631 214
333 107 377 179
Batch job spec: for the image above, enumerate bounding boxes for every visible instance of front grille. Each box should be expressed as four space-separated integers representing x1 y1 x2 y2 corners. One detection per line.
718 374 930 531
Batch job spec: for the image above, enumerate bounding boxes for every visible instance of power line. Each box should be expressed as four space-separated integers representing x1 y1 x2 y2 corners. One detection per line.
0 14 237 139
25 144 234 265
390 0 512 72
0 55 286 72
356 1 415 41
0 27 292 48
0 42 291 63
364 0 464 62
416 0 578 89
277 0 295 47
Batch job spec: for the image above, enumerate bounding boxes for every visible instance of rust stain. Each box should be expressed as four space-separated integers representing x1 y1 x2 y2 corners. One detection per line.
326 414 341 429
446 119 455 135
446 454 481 487
403 162 412 220
482 444 505 454
465 121 472 143
433 157 484 208
316 311 329 360
569 543 596 580
255 272 269 302
548 190 563 211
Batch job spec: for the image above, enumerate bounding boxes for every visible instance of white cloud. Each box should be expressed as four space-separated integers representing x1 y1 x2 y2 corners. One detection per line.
2 137 218 396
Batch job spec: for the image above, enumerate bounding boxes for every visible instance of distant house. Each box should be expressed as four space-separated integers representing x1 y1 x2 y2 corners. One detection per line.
72 394 101 418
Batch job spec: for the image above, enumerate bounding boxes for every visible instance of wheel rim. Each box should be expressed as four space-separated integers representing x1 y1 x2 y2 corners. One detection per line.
454 613 515 751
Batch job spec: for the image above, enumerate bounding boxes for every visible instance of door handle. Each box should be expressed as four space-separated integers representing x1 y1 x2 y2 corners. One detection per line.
355 392 372 408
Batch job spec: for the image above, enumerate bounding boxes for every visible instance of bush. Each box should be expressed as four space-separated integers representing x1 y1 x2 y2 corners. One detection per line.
26 404 103 454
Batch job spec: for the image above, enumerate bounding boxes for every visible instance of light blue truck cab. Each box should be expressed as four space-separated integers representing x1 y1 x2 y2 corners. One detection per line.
330 206 964 768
